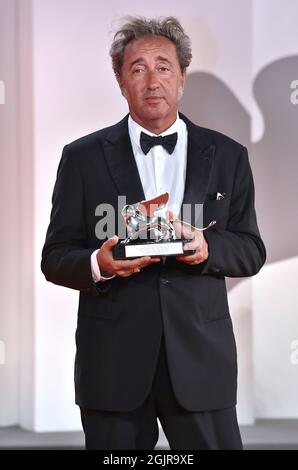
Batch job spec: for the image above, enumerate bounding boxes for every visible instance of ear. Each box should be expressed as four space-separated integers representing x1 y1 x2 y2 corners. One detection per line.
115 72 122 88
181 67 187 87
115 73 127 99
178 68 187 100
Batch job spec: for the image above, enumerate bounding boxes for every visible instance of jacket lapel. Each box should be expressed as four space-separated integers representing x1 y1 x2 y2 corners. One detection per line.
180 113 215 208
101 115 145 205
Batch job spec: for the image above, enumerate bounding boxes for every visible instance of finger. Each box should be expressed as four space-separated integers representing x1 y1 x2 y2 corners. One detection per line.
183 239 199 251
103 235 119 249
177 251 206 264
172 220 193 239
117 270 133 277
140 256 161 266
115 256 160 272
116 255 162 276
166 209 177 221
114 256 151 269
171 221 183 238
118 266 142 277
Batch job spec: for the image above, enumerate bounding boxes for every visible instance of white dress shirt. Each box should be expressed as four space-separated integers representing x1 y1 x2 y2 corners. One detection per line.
91 114 188 282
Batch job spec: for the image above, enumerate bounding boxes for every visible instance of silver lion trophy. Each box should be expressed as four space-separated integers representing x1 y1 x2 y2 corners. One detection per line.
112 192 216 259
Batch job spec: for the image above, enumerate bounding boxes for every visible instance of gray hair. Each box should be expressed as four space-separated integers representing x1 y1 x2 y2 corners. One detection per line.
110 16 192 75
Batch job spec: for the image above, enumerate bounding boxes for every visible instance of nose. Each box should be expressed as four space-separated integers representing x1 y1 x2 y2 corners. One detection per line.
146 70 159 91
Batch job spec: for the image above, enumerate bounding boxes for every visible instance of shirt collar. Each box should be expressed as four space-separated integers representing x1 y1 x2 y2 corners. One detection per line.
128 114 181 153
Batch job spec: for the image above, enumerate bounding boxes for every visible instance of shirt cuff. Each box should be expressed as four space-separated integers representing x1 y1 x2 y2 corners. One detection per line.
90 249 116 282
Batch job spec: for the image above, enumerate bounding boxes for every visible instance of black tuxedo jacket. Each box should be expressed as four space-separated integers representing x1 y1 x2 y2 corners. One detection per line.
41 113 266 412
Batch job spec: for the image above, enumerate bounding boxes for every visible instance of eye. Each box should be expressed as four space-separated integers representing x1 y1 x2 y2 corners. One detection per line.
157 66 170 73
132 67 145 74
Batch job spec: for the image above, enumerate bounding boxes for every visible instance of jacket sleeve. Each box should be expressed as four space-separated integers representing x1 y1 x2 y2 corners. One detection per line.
201 147 266 277
41 145 112 295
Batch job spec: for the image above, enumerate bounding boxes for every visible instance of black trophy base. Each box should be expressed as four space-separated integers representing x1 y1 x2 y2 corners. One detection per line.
112 239 194 260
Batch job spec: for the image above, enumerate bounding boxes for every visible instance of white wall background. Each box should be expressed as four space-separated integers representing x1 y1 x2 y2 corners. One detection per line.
0 0 19 426
0 0 297 431
251 0 298 418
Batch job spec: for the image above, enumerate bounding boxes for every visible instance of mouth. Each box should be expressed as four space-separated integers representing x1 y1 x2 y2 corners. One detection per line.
145 96 163 104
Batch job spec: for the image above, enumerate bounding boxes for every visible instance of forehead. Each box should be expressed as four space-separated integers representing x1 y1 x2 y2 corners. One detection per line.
123 35 179 64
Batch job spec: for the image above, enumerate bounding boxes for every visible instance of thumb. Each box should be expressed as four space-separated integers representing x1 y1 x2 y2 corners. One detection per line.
104 235 119 247
166 210 177 221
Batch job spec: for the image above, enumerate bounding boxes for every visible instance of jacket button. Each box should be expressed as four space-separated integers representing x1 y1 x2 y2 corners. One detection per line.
161 278 170 285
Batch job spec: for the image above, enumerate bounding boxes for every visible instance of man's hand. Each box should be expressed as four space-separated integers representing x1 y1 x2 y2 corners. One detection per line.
170 215 209 266
96 235 160 278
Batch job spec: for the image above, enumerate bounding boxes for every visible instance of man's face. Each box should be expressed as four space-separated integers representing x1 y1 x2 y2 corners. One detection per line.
117 35 186 133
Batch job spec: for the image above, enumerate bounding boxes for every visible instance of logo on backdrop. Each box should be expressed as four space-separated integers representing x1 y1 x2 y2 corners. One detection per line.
0 340 5 365
290 339 298 365
0 80 5 105
290 80 298 104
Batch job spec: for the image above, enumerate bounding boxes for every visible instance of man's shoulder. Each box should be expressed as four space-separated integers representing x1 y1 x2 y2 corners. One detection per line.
65 115 128 153
197 125 244 151
180 113 245 154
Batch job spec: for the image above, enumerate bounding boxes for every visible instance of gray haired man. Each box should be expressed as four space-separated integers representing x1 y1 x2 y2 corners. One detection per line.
42 16 266 449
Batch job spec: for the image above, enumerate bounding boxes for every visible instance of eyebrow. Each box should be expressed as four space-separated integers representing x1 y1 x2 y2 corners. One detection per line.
129 56 172 70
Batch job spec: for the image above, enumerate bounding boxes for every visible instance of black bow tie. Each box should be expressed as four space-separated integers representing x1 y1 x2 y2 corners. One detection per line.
140 131 178 155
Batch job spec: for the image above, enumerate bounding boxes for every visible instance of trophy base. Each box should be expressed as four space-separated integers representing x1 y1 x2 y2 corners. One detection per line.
112 239 194 259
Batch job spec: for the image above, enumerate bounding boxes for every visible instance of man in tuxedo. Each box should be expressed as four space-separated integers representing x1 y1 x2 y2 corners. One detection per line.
41 16 266 449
